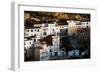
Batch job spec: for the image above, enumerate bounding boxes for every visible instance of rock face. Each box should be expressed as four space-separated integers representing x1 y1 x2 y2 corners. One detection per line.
24 11 90 25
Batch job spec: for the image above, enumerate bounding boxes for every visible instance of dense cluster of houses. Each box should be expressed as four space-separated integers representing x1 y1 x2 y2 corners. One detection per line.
24 20 90 61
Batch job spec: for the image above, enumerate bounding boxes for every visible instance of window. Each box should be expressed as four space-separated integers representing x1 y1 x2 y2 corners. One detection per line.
34 39 36 42
37 29 39 32
87 22 88 24
29 42 31 44
27 29 29 32
24 43 26 45
50 49 52 52
57 32 59 35
60 33 62 36
66 29 68 32
55 52 57 56
87 26 88 28
31 29 33 32
43 32 46 35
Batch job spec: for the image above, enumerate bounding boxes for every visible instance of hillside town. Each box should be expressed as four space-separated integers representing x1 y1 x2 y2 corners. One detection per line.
24 11 90 61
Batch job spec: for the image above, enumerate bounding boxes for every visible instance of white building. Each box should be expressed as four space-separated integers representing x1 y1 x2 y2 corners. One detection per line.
40 23 60 37
67 20 90 35
67 20 78 35
25 28 41 37
48 23 56 35
40 27 48 38
24 23 69 59
24 39 33 50
34 42 50 60
80 22 90 28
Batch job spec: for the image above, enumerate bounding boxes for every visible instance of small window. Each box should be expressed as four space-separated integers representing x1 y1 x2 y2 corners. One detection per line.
43 32 46 35
66 29 68 32
27 29 29 32
50 49 52 52
87 26 88 28
34 39 36 42
87 22 88 24
37 29 39 32
59 33 61 35
29 42 31 44
31 29 33 32
57 32 59 35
